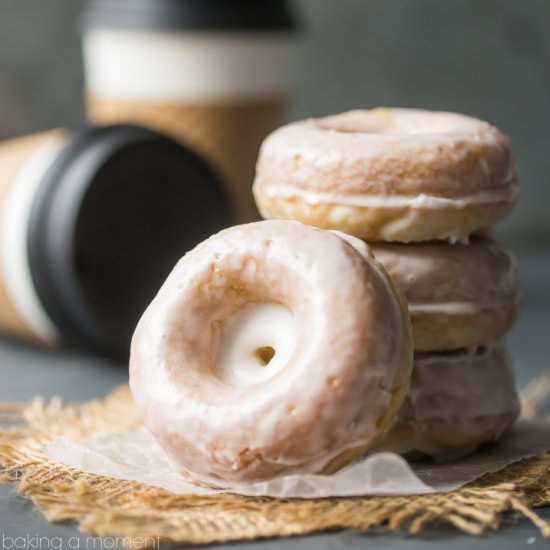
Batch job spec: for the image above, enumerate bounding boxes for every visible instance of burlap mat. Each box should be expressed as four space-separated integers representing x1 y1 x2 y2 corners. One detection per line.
1 377 549 546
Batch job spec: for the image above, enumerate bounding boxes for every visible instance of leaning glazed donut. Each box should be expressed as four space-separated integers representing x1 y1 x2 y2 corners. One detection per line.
370 237 519 351
253 108 519 242
130 220 413 484
373 345 519 460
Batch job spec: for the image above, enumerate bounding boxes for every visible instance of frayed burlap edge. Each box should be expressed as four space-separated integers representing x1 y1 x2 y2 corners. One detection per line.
1 380 550 546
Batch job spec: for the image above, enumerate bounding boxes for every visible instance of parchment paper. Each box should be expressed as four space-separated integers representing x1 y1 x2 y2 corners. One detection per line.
45 419 550 498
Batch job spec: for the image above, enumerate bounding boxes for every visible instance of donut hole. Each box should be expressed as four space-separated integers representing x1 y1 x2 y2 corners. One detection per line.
214 303 297 387
317 116 391 134
317 110 459 135
254 345 276 366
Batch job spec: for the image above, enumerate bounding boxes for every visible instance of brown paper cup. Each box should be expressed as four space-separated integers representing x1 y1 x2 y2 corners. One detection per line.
0 126 231 358
82 1 296 224
0 130 67 344
87 95 286 223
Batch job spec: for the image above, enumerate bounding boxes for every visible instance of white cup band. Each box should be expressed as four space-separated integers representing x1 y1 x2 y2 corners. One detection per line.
83 28 293 101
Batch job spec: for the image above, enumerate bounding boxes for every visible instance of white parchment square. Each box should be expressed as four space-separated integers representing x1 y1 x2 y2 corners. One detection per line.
44 420 550 499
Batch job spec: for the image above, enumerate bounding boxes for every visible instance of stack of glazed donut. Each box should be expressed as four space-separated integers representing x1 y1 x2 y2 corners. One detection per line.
253 107 521 461
129 107 521 487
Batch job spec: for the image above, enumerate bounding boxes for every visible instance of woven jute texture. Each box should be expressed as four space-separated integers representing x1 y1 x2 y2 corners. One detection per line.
1 379 549 546
87 95 285 224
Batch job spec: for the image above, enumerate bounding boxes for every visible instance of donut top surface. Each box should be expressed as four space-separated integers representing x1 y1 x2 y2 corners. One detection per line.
254 108 519 204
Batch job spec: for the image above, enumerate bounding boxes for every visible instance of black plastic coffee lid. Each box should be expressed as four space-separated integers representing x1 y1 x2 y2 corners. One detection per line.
83 0 297 32
28 124 232 360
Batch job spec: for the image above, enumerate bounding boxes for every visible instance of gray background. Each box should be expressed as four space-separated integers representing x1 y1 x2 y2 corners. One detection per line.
0 0 549 245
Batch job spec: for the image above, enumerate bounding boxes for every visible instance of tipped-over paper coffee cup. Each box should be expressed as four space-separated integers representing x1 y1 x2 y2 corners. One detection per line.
0 125 231 359
82 0 297 223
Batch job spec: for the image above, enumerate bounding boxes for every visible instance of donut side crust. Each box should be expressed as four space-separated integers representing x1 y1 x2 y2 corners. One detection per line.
372 345 520 461
255 193 515 242
411 307 518 351
374 411 518 461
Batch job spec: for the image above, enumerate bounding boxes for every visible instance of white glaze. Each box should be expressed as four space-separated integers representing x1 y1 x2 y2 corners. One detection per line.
83 28 293 101
215 303 296 387
0 138 65 343
130 220 413 484
403 346 518 422
407 301 518 315
370 239 519 317
257 182 520 210
375 345 520 459
254 108 518 208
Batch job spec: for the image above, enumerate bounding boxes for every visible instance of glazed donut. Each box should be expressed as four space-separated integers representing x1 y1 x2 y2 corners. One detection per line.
370 237 519 351
253 108 519 242
374 345 519 460
130 220 413 484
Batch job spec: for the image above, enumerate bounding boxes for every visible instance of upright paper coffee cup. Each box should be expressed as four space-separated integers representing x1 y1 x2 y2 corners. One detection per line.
0 125 231 358
82 0 297 223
